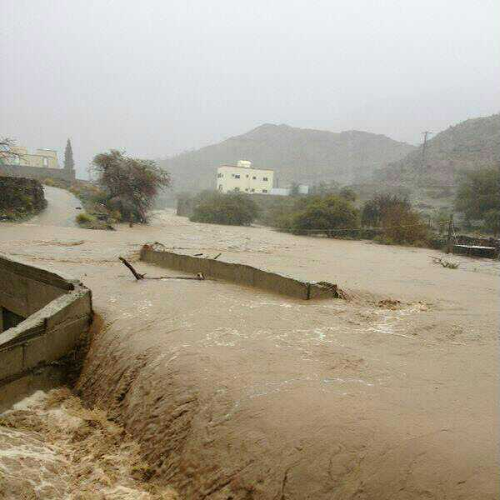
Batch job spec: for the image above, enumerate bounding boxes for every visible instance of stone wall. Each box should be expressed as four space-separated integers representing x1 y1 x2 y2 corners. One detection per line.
0 255 93 409
0 176 47 219
140 245 340 300
0 164 75 182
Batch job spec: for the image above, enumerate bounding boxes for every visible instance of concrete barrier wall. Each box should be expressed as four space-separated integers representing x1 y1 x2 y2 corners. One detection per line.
140 246 340 300
0 255 92 408
0 164 76 182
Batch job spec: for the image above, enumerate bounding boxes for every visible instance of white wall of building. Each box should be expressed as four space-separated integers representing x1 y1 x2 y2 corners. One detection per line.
217 163 274 194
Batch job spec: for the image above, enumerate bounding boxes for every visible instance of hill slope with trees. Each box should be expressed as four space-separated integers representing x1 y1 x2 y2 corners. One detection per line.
158 124 415 192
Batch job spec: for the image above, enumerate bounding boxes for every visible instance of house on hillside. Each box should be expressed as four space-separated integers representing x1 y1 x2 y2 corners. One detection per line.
217 160 274 194
4 146 61 169
0 143 75 182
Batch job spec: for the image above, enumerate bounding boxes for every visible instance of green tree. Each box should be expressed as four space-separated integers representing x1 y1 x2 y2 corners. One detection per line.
287 194 359 237
378 204 429 245
455 166 500 222
0 138 20 165
361 194 410 227
92 150 170 224
483 209 500 236
190 192 259 226
339 187 357 202
64 139 75 170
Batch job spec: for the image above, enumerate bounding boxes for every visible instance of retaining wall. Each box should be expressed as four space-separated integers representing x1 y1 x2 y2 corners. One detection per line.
0 255 92 409
140 246 340 300
0 164 76 182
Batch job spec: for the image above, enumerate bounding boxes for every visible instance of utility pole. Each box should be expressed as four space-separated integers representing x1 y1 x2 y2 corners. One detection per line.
421 131 432 166
446 214 454 254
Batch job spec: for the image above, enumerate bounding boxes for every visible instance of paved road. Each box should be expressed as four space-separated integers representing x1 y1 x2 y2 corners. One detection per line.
25 186 81 228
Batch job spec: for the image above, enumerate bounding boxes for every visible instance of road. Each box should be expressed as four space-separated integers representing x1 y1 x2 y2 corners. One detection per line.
23 185 81 228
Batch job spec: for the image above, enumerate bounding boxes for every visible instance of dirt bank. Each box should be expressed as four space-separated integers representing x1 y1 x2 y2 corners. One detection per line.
0 206 498 499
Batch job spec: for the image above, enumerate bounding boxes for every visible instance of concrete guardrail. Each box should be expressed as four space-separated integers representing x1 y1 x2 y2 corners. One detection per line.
0 254 92 409
140 245 341 300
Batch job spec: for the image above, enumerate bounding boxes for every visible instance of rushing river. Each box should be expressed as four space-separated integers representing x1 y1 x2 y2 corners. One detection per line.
0 389 178 499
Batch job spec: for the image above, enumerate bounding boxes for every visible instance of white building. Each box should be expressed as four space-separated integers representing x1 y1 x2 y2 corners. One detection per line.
217 160 274 194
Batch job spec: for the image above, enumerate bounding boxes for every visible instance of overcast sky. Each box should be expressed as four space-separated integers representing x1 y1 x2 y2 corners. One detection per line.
1 0 499 177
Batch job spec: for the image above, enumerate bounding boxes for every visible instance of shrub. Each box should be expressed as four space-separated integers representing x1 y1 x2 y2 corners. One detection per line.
284 194 359 237
361 193 410 227
76 212 94 225
483 209 500 236
379 205 429 246
339 187 357 202
455 166 500 222
190 192 259 226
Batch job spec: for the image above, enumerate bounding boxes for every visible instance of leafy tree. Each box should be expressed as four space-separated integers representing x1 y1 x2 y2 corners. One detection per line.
287 194 359 237
339 187 357 202
0 138 20 165
92 150 170 224
361 194 410 227
434 208 452 235
190 192 259 226
64 139 75 170
483 209 500 236
454 166 500 222
378 204 429 245
362 193 428 245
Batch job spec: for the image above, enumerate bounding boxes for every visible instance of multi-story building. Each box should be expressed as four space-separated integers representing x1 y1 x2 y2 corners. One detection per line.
6 146 60 169
217 160 274 194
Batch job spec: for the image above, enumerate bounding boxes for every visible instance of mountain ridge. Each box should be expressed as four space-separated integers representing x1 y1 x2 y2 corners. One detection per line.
158 123 415 192
374 113 500 187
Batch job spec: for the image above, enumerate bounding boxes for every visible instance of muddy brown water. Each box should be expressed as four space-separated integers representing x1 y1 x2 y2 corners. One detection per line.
0 188 498 499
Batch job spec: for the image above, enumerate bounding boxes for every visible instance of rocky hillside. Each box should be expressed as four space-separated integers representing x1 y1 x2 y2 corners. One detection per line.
375 114 500 188
159 124 415 192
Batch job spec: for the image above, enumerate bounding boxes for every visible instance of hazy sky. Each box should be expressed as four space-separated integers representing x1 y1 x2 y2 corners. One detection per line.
1 0 499 177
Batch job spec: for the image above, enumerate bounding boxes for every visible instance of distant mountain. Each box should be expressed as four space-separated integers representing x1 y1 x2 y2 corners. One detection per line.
158 124 415 192
375 114 500 187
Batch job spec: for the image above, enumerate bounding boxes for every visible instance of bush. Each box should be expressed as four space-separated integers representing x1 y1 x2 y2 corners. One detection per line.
362 193 430 246
379 205 429 246
361 193 410 227
455 166 500 222
190 192 259 226
483 209 500 236
281 194 359 237
76 212 95 225
339 187 357 202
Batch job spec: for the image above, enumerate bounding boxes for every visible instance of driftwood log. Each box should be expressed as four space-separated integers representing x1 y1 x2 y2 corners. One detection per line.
119 257 205 281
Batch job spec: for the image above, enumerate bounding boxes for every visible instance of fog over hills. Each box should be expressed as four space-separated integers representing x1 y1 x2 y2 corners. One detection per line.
375 113 500 188
158 124 415 192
